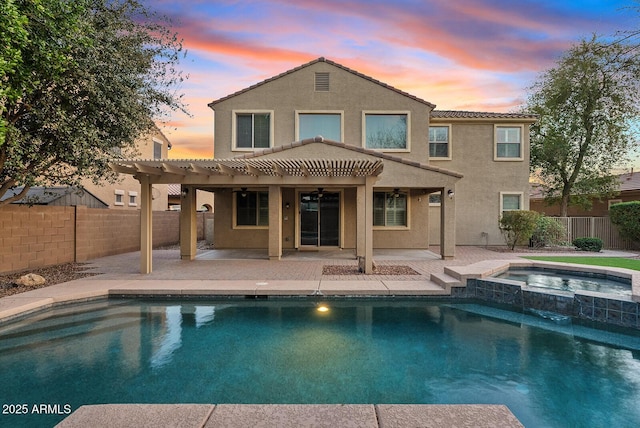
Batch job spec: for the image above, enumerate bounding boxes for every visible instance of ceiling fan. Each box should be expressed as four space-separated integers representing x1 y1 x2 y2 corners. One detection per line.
232 187 248 197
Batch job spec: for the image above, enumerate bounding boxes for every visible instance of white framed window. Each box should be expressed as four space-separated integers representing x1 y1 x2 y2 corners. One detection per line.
373 191 408 227
296 111 343 142
234 191 269 228
363 112 410 151
500 192 523 215
114 189 125 206
495 125 523 160
232 110 273 151
429 125 451 159
128 191 138 207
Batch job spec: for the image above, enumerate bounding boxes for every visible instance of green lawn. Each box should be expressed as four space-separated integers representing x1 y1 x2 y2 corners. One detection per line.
524 256 640 271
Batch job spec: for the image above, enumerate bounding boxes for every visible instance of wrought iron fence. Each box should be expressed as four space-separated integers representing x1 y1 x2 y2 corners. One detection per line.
551 217 633 249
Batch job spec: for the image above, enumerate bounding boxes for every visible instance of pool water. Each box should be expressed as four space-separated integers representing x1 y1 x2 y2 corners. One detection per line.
1 299 640 427
495 268 632 296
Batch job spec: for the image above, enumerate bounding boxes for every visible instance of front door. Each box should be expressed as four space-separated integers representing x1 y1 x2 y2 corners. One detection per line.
299 192 339 247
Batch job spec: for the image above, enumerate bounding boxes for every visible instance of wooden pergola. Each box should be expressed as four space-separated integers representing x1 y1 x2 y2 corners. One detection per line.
111 158 389 274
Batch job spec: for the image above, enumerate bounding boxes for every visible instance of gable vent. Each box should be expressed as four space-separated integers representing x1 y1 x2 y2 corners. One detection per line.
315 72 330 91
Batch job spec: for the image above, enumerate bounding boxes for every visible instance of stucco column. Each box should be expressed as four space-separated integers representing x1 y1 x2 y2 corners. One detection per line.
268 185 282 260
140 175 153 274
440 187 456 260
356 179 374 273
356 184 365 259
180 185 197 260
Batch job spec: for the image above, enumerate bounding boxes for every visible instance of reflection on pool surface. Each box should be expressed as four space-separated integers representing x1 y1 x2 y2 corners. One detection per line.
1 299 640 427
495 268 632 296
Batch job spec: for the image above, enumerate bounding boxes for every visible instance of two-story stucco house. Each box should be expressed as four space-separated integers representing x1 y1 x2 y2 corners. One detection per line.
112 58 536 274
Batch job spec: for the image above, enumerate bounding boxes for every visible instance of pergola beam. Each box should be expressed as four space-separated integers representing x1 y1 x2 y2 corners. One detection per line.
245 163 262 176
188 163 214 176
271 162 285 177
217 163 237 176
162 163 187 176
134 163 162 175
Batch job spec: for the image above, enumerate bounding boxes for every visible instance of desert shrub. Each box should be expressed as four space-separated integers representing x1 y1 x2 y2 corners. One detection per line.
499 210 541 250
609 201 640 243
530 216 567 248
572 237 603 252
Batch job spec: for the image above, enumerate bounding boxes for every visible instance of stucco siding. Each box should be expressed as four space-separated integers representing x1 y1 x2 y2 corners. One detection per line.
211 62 431 161
429 122 531 245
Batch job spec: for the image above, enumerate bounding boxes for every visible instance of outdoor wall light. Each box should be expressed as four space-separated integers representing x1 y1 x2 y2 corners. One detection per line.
317 188 323 198
181 188 189 197
447 189 454 199
285 202 290 209
393 188 400 198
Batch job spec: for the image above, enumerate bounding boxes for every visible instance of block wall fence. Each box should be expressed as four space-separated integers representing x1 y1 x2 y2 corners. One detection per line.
0 206 212 273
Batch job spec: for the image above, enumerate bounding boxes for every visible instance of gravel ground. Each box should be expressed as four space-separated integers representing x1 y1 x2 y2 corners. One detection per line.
322 265 419 275
0 263 98 299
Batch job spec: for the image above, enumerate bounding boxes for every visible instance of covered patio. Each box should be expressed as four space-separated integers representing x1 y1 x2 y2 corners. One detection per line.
110 138 462 274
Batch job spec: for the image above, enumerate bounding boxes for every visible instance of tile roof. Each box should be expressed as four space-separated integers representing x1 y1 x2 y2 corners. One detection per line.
233 136 463 178
208 57 436 109
431 110 538 120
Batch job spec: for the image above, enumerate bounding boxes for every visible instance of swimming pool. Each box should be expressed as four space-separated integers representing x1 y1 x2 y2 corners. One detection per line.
494 267 632 296
1 298 640 427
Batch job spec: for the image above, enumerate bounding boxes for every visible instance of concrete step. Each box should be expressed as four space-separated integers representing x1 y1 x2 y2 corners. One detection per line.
430 272 462 290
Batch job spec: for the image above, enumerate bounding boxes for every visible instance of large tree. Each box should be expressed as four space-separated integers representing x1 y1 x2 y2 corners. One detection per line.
526 36 640 217
0 0 187 205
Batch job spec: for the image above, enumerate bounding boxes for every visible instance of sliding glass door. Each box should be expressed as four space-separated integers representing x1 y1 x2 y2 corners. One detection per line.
300 192 339 247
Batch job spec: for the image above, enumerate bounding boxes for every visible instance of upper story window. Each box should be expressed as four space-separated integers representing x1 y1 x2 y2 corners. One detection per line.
297 112 342 141
153 139 162 159
373 191 408 227
363 112 409 151
233 111 272 150
235 191 269 227
495 125 523 160
429 126 451 159
114 189 124 206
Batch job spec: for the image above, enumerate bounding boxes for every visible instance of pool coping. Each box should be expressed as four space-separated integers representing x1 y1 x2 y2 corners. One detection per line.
0 278 455 325
54 403 525 428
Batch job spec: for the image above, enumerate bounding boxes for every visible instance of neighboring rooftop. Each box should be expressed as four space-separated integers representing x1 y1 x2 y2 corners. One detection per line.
530 171 640 199
0 186 108 208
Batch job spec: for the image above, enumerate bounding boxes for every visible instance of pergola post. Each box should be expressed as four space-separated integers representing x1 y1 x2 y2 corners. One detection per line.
268 185 282 260
356 178 374 273
139 175 153 274
180 185 197 260
440 187 456 260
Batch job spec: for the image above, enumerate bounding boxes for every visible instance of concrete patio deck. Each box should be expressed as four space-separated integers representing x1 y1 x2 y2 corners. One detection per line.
3 245 638 428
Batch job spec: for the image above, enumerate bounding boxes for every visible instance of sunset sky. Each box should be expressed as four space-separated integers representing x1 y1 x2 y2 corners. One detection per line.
147 0 639 167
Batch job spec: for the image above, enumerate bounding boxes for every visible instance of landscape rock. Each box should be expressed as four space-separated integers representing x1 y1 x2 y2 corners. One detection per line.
15 273 46 287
